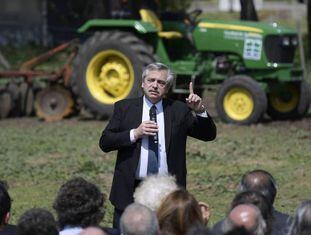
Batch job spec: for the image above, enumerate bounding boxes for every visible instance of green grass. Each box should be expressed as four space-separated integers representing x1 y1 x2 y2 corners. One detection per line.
1 117 310 227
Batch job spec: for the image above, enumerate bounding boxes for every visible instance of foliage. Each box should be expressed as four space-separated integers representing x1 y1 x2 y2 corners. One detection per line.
0 117 310 227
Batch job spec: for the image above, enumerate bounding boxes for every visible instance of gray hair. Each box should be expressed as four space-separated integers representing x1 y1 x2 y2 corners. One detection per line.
120 203 159 235
287 200 311 235
142 62 175 88
133 174 178 211
222 204 267 235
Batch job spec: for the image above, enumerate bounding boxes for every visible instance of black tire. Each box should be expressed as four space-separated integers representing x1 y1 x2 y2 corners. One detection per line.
7 82 21 117
19 82 34 116
72 31 155 119
216 75 267 125
267 80 311 120
0 86 13 119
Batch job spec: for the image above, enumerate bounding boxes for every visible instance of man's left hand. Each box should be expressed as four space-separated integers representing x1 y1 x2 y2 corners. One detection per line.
186 82 205 114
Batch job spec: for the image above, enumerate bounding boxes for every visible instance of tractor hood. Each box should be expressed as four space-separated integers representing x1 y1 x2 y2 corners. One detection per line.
197 19 297 35
193 19 298 69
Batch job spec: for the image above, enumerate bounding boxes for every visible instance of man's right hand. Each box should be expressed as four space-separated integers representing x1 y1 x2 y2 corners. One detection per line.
134 121 158 140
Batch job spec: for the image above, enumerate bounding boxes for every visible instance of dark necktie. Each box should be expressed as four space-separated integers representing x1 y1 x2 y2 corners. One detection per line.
147 105 158 175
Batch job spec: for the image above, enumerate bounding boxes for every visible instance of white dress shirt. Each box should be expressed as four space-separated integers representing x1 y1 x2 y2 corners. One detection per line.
130 96 168 179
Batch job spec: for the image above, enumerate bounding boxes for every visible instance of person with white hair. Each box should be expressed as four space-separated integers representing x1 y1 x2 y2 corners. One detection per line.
133 174 178 211
120 203 159 235
134 174 210 224
222 204 267 235
287 200 311 235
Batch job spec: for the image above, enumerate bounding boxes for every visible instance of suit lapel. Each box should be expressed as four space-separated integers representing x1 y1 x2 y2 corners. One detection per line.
163 99 172 152
132 97 143 128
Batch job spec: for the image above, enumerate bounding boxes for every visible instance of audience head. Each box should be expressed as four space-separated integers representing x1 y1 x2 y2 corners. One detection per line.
120 203 159 235
157 189 204 235
223 204 267 235
231 190 272 232
134 174 178 211
53 177 105 229
17 208 58 235
287 200 311 235
0 181 11 227
79 226 108 235
239 169 277 205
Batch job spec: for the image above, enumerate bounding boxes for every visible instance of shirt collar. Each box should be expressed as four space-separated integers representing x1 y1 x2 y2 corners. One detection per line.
143 96 163 111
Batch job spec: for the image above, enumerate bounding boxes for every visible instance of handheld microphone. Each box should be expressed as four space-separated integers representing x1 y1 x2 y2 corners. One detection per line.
149 106 158 144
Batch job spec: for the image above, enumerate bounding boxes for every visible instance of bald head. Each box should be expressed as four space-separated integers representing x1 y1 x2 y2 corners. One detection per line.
240 170 277 205
229 204 258 231
223 204 267 235
79 227 107 235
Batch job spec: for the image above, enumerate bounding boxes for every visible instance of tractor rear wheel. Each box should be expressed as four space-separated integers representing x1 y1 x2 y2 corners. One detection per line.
216 75 267 125
267 80 310 120
72 31 155 119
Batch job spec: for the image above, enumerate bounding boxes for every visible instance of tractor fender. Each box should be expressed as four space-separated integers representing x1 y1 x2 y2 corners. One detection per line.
77 19 158 34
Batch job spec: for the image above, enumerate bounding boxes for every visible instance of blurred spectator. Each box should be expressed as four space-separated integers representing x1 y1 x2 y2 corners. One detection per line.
231 191 273 233
53 177 105 235
287 200 311 235
79 227 108 235
133 174 178 211
120 203 159 235
212 169 291 235
213 191 272 234
17 208 58 235
0 181 17 235
222 204 267 235
239 169 291 235
157 189 205 235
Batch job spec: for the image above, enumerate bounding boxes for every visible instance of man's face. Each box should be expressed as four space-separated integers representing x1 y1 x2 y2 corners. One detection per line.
142 69 169 104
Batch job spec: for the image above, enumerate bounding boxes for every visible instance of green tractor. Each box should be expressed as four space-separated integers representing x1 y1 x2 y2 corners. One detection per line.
71 3 310 124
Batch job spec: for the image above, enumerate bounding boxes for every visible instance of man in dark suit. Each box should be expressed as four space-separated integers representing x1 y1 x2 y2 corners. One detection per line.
99 62 216 229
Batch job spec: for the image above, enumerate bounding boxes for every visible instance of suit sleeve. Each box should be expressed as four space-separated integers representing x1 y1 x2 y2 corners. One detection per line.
99 102 133 152
187 110 217 141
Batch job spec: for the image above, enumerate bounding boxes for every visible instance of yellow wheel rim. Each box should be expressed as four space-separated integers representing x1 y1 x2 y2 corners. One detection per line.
269 84 299 113
86 50 134 104
224 87 254 121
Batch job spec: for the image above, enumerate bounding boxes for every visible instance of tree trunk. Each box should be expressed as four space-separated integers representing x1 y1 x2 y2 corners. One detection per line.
240 0 258 21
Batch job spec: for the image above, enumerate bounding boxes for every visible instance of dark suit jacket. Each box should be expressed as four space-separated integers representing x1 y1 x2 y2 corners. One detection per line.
0 224 18 235
99 97 216 210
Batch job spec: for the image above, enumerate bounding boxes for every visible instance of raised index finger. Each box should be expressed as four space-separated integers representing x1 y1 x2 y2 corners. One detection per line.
189 82 194 94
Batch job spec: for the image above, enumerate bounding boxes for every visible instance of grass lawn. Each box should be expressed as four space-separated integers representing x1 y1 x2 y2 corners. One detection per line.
0 116 310 227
